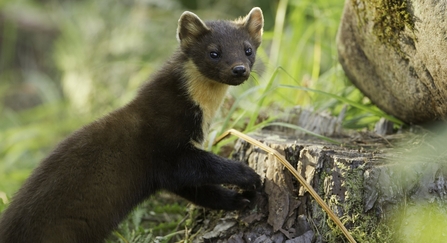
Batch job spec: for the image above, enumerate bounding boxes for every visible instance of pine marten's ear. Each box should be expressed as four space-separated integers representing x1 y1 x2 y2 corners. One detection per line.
238 7 264 46
177 11 210 48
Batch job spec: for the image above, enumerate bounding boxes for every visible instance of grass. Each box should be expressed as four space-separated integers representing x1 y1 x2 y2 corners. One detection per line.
106 193 189 243
0 0 403 242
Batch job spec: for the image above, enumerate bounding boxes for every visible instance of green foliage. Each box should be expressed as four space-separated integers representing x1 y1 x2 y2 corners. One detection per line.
211 0 403 152
390 203 447 243
106 193 188 243
217 0 401 137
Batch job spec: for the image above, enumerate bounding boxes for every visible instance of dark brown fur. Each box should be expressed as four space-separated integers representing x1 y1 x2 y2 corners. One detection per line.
0 8 264 243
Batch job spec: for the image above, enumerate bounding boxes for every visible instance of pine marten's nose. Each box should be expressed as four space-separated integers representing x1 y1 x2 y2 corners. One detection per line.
232 65 247 76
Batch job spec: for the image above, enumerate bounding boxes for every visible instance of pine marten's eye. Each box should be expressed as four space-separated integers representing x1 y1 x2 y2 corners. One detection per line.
245 48 253 56
210 51 220 59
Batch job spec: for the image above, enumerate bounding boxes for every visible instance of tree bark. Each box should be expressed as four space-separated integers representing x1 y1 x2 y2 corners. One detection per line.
189 126 447 243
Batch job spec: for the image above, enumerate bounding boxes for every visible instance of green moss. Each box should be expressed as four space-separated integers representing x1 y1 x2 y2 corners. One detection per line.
372 0 414 51
316 159 394 243
351 0 415 57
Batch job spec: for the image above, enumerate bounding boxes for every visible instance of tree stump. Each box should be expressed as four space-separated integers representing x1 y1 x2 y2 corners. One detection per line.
337 0 447 124
189 125 447 243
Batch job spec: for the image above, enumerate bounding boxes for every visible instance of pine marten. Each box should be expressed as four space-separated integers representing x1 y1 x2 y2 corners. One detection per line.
0 7 264 243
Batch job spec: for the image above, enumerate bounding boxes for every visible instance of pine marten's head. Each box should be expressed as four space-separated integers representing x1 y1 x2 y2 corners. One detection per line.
177 8 264 86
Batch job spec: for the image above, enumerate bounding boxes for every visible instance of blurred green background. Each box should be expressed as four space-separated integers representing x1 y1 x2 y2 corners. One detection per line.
0 0 398 241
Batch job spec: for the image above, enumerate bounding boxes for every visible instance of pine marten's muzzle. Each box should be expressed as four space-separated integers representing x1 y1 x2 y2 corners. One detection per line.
232 65 247 76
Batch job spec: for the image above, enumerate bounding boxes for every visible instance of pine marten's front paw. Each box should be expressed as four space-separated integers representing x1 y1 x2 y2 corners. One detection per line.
237 165 262 192
231 190 260 210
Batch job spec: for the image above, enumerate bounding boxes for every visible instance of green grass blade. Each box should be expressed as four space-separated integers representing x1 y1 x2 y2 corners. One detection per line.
245 67 280 131
265 121 342 145
218 85 261 134
279 83 403 125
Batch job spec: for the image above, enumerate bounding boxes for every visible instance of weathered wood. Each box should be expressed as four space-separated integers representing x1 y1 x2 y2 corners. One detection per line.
189 126 447 243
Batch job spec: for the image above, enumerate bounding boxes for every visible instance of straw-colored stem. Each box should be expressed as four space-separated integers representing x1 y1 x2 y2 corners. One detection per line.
213 129 357 243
